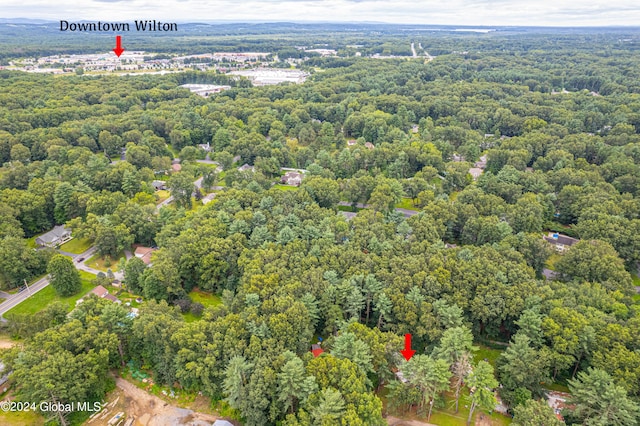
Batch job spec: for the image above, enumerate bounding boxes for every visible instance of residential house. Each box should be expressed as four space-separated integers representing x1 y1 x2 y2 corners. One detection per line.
238 163 255 172
152 180 167 191
197 143 211 152
468 155 488 181
171 163 182 172
281 171 303 186
543 232 579 252
134 246 157 265
36 226 72 248
89 285 120 303
364 142 375 150
347 139 357 146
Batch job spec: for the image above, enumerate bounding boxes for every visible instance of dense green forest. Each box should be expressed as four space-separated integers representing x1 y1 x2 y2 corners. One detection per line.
1 28 640 425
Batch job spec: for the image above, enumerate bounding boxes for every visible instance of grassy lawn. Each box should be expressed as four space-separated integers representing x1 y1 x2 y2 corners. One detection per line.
180 290 222 322
395 197 418 211
116 290 142 308
25 234 39 249
0 408 44 426
473 344 504 368
545 252 562 271
156 189 171 203
632 273 640 286
85 251 125 272
5 271 96 316
59 237 93 254
337 205 363 212
189 289 222 307
272 184 299 191
385 389 511 426
543 382 571 393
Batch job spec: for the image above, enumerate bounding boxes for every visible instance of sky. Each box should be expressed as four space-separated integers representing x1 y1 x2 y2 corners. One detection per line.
3 0 640 27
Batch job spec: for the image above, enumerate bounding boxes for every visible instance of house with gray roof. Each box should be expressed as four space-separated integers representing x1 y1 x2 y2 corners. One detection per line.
35 226 72 248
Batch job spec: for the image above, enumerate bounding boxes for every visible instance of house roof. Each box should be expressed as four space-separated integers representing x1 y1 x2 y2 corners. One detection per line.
104 294 121 303
36 225 70 244
134 246 156 264
545 233 579 246
238 163 254 172
311 344 324 357
91 285 109 298
171 163 182 172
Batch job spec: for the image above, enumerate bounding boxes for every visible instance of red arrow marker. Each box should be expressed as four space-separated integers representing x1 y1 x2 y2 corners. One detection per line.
400 333 416 361
113 35 125 57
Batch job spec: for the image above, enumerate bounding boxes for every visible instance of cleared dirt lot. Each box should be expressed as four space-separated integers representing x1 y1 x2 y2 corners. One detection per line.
87 378 222 426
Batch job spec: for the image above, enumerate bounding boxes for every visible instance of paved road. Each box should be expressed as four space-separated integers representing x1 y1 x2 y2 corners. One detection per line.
0 276 51 316
338 201 419 218
0 245 112 318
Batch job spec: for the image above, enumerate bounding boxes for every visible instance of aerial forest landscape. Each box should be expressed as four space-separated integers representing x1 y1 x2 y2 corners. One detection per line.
0 5 639 426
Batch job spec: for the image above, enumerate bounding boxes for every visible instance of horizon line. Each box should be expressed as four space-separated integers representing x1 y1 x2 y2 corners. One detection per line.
2 18 640 29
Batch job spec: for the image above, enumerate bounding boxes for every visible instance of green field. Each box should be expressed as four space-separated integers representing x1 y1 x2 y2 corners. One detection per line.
395 197 419 211
272 184 299 191
85 251 125 272
0 408 44 426
5 270 96 316
59 237 93 254
182 289 222 322
189 289 222 307
473 344 504 368
385 389 511 426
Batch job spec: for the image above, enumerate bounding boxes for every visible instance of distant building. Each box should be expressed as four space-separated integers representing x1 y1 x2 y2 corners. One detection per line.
543 232 579 252
36 226 72 248
134 246 157 265
238 164 255 172
180 84 231 98
171 163 182 172
152 180 167 191
364 142 375 150
281 171 303 186
347 139 357 146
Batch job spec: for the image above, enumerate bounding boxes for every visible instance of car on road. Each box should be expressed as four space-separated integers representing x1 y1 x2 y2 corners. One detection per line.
76 257 84 263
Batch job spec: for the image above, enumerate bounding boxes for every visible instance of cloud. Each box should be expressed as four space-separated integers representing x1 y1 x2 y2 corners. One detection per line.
2 0 640 26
